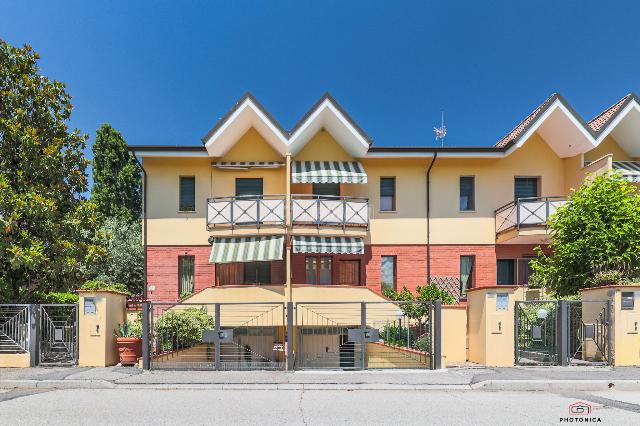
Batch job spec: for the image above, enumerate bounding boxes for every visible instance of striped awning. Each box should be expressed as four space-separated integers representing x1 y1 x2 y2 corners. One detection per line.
292 236 364 255
213 161 284 169
613 161 640 182
292 161 367 184
209 236 284 263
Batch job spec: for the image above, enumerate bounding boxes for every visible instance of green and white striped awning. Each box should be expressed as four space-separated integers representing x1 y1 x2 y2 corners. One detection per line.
292 161 367 184
292 236 364 255
613 161 640 183
209 236 284 263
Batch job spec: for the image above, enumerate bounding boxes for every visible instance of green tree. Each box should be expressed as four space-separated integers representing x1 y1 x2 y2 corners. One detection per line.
0 40 104 301
91 123 141 222
89 217 144 294
530 172 640 296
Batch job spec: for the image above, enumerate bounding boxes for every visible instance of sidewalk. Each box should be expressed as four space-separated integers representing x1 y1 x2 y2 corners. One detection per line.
2 366 640 391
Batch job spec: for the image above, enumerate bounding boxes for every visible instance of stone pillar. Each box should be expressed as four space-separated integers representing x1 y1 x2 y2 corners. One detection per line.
467 286 524 366
78 290 127 367
581 285 640 366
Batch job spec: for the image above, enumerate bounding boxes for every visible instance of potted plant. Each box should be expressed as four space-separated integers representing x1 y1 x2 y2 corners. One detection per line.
114 321 142 366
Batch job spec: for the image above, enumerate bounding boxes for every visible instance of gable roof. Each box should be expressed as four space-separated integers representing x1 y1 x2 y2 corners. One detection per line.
588 93 640 136
201 92 372 158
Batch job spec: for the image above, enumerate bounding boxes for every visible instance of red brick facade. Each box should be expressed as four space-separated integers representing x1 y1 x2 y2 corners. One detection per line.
147 243 546 302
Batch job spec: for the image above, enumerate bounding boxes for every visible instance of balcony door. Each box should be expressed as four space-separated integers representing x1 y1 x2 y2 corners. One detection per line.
339 260 360 285
312 183 340 198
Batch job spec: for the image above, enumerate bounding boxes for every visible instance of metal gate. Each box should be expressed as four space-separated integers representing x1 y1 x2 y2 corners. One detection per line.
0 304 31 356
147 302 285 370
295 301 440 370
39 304 78 365
515 300 610 366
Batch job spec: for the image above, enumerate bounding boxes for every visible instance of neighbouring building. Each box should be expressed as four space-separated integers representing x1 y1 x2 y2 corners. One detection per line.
129 92 640 304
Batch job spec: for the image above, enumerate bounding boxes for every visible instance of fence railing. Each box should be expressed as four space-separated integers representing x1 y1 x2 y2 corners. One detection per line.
291 194 369 228
207 195 286 228
0 304 30 354
495 196 567 234
430 276 464 301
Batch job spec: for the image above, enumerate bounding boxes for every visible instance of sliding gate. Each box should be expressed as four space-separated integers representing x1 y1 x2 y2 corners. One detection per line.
147 302 285 370
295 301 440 370
515 300 611 366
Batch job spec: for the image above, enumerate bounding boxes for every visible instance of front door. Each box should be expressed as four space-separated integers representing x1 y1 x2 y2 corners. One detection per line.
339 260 360 285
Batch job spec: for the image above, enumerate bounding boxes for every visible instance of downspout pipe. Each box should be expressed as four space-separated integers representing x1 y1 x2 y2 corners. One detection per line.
133 154 148 301
426 152 438 284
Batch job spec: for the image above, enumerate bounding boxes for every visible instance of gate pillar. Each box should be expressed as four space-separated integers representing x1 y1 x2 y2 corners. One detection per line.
467 286 525 367
582 285 640 366
77 290 127 367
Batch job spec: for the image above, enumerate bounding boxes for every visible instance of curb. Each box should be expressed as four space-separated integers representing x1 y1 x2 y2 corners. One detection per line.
471 380 640 391
2 379 640 391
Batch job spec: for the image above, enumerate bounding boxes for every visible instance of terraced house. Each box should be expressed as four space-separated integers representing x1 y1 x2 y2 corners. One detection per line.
130 92 640 305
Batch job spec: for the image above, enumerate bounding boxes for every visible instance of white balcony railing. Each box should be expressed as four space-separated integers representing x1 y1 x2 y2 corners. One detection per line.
495 196 567 234
207 195 286 228
291 195 369 228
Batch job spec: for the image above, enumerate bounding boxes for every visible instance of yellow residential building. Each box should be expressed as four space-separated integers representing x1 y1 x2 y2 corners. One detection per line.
129 92 640 305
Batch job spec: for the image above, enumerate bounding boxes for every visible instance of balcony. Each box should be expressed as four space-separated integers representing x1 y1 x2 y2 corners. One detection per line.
207 195 286 229
291 194 369 229
206 194 369 231
495 196 567 244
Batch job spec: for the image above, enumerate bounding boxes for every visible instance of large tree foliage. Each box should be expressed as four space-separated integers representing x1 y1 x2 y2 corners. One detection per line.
89 217 144 294
530 172 640 296
91 123 141 222
0 40 103 301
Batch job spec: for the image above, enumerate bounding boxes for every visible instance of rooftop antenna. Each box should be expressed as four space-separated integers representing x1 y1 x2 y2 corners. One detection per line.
434 110 446 147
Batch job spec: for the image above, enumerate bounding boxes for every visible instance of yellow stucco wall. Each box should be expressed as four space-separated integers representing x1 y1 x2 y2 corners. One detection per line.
581 286 640 366
143 128 583 246
441 306 467 364
0 353 30 368
429 133 567 244
293 130 354 162
585 136 633 162
467 287 523 366
78 291 127 367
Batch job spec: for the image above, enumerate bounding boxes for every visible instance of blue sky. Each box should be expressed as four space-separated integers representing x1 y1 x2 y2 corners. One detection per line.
1 1 639 151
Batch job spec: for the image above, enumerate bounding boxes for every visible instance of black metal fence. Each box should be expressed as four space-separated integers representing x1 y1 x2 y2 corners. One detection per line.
294 301 441 370
144 302 286 370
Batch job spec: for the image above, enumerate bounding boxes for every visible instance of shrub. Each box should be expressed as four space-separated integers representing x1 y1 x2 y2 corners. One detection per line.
155 307 214 351
114 321 142 338
81 279 130 295
24 291 79 304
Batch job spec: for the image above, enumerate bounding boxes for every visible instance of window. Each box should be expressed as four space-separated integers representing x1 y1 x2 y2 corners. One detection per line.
243 261 271 284
497 258 534 285
312 183 340 197
497 259 515 285
381 256 397 292
235 178 264 197
516 258 534 284
179 177 196 212
459 176 475 211
380 177 396 211
178 256 195 295
514 177 539 201
460 255 475 291
305 256 332 284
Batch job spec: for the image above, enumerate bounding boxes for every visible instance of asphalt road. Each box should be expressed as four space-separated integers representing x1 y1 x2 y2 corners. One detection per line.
1 388 639 425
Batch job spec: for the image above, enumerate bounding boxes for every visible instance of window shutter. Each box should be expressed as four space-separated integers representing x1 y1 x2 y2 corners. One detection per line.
236 178 264 197
179 177 196 211
380 178 395 197
514 177 539 201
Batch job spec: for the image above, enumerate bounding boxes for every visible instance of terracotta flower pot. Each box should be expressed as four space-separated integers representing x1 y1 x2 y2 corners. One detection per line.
116 337 142 366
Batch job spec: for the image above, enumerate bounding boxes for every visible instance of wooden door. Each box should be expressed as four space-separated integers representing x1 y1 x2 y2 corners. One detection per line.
339 260 360 285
